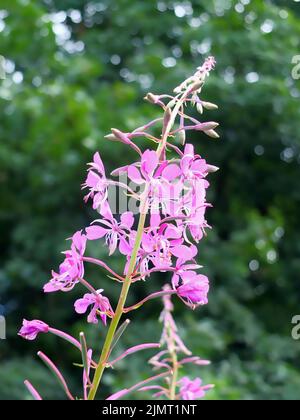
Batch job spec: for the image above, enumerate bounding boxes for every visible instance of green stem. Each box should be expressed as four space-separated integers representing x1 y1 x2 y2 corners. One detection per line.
169 343 179 400
166 311 179 400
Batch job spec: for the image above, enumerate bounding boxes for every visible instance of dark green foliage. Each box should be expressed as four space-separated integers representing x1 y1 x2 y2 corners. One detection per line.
0 0 300 400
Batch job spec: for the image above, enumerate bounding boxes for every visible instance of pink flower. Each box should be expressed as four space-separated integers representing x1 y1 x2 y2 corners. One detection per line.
19 319 49 341
114 150 180 213
141 224 183 269
123 231 151 278
127 149 159 184
74 290 112 325
82 152 108 210
179 377 209 400
174 272 209 306
200 56 216 73
44 231 86 293
122 225 198 279
180 144 209 181
86 201 134 256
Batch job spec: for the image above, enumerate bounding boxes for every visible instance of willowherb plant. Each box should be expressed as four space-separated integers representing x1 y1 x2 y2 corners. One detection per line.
19 57 219 401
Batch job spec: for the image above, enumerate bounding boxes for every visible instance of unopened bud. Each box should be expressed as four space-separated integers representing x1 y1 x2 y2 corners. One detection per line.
167 98 177 108
188 80 203 93
162 107 172 135
111 128 126 141
196 103 203 114
206 164 219 173
205 129 220 139
199 122 219 131
202 101 218 110
144 92 159 104
178 130 186 145
104 134 118 141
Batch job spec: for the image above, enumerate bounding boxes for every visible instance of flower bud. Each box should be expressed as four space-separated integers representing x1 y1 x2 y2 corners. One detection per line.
178 130 186 145
188 81 203 94
162 107 172 135
167 98 177 108
198 122 219 131
19 319 49 341
202 101 218 110
104 133 118 141
144 92 160 104
204 129 220 139
206 164 219 173
196 103 203 114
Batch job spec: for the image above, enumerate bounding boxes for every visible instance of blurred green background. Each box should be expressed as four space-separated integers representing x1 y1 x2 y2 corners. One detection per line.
1 0 300 400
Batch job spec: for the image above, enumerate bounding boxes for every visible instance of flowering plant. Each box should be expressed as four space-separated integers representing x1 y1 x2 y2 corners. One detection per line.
19 57 219 400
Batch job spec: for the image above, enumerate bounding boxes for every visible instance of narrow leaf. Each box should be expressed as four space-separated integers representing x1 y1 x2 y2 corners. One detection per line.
110 319 130 352
79 332 89 381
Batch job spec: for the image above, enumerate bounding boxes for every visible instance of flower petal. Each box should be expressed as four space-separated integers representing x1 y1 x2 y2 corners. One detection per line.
74 298 91 314
162 164 181 181
127 165 144 184
121 212 134 229
141 150 158 175
86 226 107 240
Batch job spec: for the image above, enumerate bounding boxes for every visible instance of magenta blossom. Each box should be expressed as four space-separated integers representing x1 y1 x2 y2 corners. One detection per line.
113 150 180 213
179 377 211 400
173 272 209 307
19 319 49 341
180 144 210 182
74 290 113 325
82 152 108 210
123 225 196 277
127 149 159 185
86 201 134 256
44 231 86 293
141 224 183 269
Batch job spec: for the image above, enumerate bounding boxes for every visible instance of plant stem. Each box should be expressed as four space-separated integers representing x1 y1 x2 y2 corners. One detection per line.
169 343 179 400
166 315 180 401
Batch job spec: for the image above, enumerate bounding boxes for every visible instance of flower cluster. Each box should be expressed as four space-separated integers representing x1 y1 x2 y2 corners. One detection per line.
19 57 219 400
42 140 213 310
